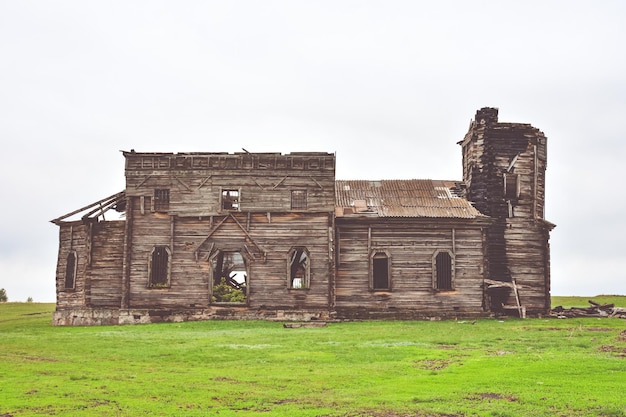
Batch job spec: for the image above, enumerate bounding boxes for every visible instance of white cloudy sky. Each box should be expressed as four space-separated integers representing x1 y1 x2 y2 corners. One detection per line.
1 1 625 302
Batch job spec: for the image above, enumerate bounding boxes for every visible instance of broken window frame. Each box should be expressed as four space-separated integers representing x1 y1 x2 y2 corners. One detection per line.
221 189 240 211
154 189 170 212
370 250 391 291
503 173 520 200
433 250 454 291
141 195 152 214
148 245 171 288
288 247 310 289
210 250 248 304
64 251 77 290
290 190 307 210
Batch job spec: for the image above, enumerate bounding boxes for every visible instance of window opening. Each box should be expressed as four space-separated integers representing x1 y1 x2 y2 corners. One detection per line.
65 251 77 289
504 174 519 200
144 196 152 213
372 252 390 290
222 189 240 210
154 189 169 212
149 246 170 288
291 190 307 210
435 251 453 290
212 251 247 303
289 247 310 289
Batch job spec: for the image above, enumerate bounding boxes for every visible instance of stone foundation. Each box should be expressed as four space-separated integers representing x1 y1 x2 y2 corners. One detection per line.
52 307 332 326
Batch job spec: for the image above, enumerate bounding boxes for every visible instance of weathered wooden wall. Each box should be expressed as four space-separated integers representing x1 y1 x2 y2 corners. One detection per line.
123 152 336 313
124 152 336 215
86 221 125 307
55 220 125 309
55 222 89 309
334 219 488 318
460 107 553 315
504 219 552 314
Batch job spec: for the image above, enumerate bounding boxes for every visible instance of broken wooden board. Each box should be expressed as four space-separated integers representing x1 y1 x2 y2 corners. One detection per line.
283 322 327 328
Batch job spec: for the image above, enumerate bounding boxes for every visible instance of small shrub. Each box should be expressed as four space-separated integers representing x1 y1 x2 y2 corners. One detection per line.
212 278 246 303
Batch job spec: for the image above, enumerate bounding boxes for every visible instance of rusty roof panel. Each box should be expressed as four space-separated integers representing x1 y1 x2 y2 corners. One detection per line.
335 179 483 219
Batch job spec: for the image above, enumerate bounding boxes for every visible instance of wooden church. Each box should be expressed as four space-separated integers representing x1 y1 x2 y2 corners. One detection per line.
51 108 555 325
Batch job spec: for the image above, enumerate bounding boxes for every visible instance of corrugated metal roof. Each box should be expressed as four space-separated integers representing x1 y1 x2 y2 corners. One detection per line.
335 179 484 219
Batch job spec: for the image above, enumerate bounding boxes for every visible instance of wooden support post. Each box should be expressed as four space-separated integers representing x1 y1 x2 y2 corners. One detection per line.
87 222 93 267
452 228 456 254
170 216 175 255
533 145 538 219
512 279 524 318
121 196 133 309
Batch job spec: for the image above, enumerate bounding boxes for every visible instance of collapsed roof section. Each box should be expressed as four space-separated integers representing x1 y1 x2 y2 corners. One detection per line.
335 179 484 219
50 191 126 225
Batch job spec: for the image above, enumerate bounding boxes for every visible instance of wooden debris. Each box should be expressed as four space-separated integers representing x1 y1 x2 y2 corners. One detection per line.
283 322 327 328
550 300 626 318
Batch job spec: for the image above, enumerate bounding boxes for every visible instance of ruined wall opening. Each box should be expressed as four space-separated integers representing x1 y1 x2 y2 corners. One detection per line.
211 250 247 303
221 189 240 211
288 247 310 289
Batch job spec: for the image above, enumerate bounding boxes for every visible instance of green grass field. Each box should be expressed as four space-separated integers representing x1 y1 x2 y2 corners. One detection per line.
1 302 625 417
551 295 626 309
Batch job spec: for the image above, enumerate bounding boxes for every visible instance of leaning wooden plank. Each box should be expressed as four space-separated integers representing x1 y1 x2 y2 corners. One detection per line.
80 195 125 220
51 191 125 224
512 279 524 318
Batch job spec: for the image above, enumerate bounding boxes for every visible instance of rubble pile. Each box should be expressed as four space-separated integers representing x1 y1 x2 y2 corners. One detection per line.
551 300 626 319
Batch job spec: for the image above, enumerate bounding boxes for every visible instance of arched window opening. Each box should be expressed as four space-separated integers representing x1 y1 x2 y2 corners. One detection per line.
372 252 390 290
288 247 310 289
212 251 247 303
65 251 77 289
149 246 171 288
435 251 453 291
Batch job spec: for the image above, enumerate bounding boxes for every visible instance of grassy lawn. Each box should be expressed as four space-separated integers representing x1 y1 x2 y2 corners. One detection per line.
1 302 625 417
551 295 626 309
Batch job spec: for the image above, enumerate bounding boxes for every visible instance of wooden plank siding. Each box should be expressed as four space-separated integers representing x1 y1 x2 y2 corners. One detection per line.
503 218 552 314
55 221 125 309
126 210 333 310
335 219 489 318
55 222 89 309
86 221 125 307
124 152 336 216
460 108 554 316
123 152 336 313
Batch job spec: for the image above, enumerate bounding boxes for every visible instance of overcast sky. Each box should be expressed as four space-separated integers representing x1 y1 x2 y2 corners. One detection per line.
1 1 625 302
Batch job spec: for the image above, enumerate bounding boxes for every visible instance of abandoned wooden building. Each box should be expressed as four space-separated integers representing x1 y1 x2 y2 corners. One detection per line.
51 107 555 325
